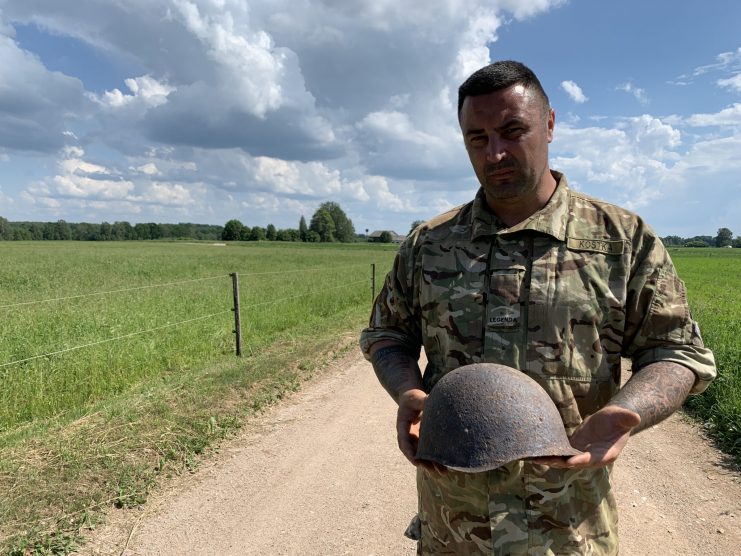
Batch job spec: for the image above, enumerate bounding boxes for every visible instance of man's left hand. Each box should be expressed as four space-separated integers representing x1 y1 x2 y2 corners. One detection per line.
533 405 640 469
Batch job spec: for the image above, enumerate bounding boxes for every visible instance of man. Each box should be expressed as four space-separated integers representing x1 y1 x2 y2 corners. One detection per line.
360 60 716 555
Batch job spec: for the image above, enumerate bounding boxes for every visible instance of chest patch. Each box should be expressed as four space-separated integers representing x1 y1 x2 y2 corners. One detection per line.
567 237 626 255
487 305 520 329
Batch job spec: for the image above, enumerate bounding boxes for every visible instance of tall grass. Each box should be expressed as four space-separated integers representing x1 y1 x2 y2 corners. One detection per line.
0 241 396 432
670 248 741 461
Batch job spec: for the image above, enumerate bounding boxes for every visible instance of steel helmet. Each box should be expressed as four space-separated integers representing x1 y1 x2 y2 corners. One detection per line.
416 363 581 472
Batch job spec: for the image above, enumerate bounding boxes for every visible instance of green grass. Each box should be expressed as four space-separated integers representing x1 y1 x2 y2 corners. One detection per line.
0 241 395 431
0 240 396 553
669 248 741 461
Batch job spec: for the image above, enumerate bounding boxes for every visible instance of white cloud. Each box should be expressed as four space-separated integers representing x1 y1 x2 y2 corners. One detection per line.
616 81 648 105
0 0 614 231
560 80 588 103
685 103 741 127
718 74 741 93
691 47 741 77
133 182 196 206
91 75 175 108
134 163 161 175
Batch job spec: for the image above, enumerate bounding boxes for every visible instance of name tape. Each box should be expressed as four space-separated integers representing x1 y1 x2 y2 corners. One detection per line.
567 238 626 255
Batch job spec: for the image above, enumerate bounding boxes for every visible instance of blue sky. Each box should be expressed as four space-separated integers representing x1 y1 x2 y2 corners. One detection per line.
0 0 739 238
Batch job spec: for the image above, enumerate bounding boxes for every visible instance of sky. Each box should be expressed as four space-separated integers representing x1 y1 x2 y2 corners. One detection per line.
0 0 739 238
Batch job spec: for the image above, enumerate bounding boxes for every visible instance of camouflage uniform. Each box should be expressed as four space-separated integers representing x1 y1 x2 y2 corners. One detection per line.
360 172 716 555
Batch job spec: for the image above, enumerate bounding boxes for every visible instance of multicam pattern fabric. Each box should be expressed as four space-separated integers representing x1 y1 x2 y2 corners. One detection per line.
360 172 716 555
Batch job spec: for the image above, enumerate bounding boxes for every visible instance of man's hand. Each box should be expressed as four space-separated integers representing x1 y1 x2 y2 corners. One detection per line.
397 388 447 473
533 405 640 469
396 388 427 465
536 361 695 469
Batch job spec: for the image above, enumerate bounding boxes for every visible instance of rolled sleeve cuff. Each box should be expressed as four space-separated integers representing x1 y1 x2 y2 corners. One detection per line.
632 345 717 395
359 327 421 361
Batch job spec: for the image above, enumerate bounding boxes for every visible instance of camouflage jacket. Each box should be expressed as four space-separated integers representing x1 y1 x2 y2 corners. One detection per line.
360 172 716 555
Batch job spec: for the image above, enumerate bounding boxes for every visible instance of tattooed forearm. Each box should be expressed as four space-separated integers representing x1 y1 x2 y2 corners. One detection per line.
608 361 696 433
370 344 424 404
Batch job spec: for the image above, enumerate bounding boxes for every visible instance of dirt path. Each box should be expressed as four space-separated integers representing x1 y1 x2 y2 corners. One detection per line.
81 353 740 555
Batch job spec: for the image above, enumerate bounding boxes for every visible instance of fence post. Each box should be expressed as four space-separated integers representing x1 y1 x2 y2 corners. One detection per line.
230 272 242 357
371 263 376 304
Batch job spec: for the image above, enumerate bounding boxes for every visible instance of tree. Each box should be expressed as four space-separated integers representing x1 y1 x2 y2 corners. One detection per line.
306 230 321 243
734 236 741 248
249 226 266 241
715 227 733 247
0 216 10 240
379 230 393 243
299 215 308 242
316 202 355 242
685 240 710 248
409 220 425 234
661 235 684 247
112 221 134 240
222 219 244 241
266 223 277 241
277 228 300 241
309 207 336 242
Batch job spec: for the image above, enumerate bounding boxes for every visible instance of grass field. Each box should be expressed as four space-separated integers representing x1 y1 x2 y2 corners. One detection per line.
0 242 738 553
669 248 741 461
0 241 395 431
0 240 397 553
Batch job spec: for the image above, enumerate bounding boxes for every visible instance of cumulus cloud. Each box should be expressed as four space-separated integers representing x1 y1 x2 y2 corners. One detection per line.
2 0 654 230
685 103 741 127
550 116 683 209
616 81 648 105
560 80 588 103
0 33 86 153
90 75 175 108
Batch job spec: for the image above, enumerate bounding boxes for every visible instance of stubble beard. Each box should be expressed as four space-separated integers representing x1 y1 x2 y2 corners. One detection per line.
480 162 540 201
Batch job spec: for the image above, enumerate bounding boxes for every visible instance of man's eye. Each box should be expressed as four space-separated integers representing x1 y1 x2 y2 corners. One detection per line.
469 136 486 146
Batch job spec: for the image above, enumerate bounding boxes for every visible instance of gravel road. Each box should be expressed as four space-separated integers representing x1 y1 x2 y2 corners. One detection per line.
82 351 740 555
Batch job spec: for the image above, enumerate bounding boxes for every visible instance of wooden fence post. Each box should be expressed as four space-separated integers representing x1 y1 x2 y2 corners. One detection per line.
371 263 376 304
230 272 242 357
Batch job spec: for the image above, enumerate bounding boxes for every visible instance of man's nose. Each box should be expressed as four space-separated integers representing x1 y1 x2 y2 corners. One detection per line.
485 136 507 163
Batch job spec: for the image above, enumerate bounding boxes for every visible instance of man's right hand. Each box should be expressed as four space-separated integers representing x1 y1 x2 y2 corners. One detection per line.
396 388 428 465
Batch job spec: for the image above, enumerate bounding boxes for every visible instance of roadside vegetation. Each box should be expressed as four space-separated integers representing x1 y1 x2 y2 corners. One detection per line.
671 248 741 463
0 240 396 553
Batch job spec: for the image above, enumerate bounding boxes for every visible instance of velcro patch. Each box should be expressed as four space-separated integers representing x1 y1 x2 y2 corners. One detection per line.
487 306 520 329
567 237 626 255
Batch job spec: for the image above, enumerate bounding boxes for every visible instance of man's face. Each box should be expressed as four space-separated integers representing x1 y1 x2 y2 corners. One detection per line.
459 85 555 206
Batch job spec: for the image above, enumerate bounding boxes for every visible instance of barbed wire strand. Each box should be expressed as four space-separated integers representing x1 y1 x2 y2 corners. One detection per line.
233 262 373 277
0 275 228 310
0 263 382 310
0 278 370 370
0 311 232 369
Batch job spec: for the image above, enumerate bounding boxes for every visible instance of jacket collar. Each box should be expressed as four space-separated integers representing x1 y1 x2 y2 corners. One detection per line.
471 170 569 242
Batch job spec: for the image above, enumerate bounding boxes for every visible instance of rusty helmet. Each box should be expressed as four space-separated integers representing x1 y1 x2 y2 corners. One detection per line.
416 363 581 472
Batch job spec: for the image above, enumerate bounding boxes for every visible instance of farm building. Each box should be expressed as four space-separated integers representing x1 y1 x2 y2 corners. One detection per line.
367 230 406 243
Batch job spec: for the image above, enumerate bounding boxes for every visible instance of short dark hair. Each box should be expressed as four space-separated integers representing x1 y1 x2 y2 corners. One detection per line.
457 60 550 117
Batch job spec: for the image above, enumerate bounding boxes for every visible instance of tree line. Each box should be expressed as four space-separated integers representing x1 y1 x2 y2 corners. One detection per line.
2 211 735 248
222 202 356 243
0 203 357 244
0 217 222 241
662 228 739 248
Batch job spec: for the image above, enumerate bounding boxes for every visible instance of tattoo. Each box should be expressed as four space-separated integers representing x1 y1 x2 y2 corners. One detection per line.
608 361 696 433
370 345 423 404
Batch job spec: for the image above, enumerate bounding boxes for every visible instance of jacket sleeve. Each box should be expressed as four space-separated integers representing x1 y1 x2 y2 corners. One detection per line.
621 229 716 394
359 238 422 360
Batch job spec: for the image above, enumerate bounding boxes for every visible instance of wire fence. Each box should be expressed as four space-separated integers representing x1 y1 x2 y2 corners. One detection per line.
0 264 379 371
